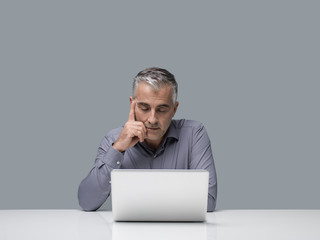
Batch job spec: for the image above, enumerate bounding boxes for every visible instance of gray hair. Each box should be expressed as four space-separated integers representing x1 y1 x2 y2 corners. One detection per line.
132 67 178 104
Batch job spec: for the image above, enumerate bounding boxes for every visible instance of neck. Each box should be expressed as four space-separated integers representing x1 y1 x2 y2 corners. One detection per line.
144 138 162 151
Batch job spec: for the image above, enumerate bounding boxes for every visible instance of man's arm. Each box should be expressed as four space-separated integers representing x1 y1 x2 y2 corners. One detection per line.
189 123 217 212
78 100 146 211
113 100 146 152
78 134 123 211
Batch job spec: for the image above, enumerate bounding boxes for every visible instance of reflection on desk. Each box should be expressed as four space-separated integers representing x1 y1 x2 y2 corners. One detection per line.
1 210 320 240
112 222 208 240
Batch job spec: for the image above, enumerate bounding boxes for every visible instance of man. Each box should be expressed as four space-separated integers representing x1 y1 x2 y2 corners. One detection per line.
78 67 217 211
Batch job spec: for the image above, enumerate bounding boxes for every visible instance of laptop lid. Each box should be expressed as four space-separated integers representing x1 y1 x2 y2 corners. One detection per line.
111 169 209 222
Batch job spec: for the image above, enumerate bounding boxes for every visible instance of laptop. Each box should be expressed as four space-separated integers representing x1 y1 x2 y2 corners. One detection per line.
111 169 209 222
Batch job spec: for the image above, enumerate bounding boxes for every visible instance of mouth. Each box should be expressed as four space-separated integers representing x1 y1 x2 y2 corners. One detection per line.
146 127 160 131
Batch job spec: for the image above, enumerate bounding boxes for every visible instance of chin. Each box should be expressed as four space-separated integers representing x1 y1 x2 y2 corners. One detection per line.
145 134 162 141
145 136 159 141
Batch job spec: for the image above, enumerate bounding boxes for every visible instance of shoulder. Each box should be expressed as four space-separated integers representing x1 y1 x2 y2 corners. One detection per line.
173 119 211 145
103 126 124 142
172 119 204 130
106 126 123 136
98 126 124 149
171 119 208 140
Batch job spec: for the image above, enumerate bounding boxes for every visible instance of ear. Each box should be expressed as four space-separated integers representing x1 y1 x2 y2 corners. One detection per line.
173 101 179 116
130 96 133 104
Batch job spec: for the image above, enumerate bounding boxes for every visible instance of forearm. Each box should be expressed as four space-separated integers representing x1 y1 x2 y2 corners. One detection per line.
78 146 123 211
190 124 218 212
207 185 217 212
206 156 217 212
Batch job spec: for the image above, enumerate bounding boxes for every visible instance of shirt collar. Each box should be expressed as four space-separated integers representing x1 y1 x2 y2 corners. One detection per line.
164 120 180 141
138 120 180 153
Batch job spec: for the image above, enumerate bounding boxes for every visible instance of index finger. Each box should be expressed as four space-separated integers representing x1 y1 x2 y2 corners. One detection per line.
128 100 136 121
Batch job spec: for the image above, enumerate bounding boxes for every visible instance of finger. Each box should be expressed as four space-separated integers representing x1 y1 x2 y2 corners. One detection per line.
129 128 144 143
142 124 147 139
128 100 136 121
136 122 147 140
131 125 146 142
138 132 145 143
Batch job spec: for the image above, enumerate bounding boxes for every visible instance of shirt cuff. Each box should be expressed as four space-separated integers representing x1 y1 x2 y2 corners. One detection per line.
99 146 124 169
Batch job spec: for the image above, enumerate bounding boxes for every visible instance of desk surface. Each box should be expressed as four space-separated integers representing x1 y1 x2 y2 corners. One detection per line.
1 210 320 240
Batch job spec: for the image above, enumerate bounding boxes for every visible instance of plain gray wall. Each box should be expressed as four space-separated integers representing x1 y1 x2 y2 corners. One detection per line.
1 0 319 210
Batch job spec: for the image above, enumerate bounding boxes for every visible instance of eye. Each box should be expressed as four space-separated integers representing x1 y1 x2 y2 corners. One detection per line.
157 107 169 113
140 107 150 112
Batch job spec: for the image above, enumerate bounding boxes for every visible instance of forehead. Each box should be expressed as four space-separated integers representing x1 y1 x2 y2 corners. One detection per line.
135 82 174 105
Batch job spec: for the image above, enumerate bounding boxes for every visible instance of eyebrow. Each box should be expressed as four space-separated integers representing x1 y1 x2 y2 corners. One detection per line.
137 102 170 108
157 104 170 109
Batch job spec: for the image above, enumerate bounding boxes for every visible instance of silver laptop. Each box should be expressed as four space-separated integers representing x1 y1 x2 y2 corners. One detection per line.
111 169 209 222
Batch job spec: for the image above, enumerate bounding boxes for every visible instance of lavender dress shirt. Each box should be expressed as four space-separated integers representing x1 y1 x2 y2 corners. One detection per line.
78 119 217 211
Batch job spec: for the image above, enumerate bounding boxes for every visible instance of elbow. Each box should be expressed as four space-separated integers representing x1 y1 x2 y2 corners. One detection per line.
80 205 99 212
78 195 100 212
207 205 214 212
78 182 101 211
207 204 215 212
78 192 98 211
207 195 217 212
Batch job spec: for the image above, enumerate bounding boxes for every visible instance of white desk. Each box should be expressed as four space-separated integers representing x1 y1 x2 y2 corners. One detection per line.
1 210 320 240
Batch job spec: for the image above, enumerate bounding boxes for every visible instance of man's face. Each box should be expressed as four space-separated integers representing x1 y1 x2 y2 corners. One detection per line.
132 82 179 148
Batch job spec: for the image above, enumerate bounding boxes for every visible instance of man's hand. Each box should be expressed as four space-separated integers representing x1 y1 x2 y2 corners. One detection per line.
112 100 147 152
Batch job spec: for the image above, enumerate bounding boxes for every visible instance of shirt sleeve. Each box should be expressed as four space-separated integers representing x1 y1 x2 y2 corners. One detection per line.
189 123 217 212
78 133 124 211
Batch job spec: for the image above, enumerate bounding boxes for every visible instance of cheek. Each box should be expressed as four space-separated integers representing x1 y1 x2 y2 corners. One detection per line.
135 110 148 122
160 114 173 128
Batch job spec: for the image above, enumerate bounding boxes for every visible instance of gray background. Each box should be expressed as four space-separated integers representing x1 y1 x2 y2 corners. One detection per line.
1 0 319 210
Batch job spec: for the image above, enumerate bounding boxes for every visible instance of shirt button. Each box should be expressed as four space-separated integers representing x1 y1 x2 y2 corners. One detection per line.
116 161 120 165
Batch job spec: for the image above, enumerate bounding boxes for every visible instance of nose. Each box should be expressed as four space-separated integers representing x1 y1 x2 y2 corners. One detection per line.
147 110 158 125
